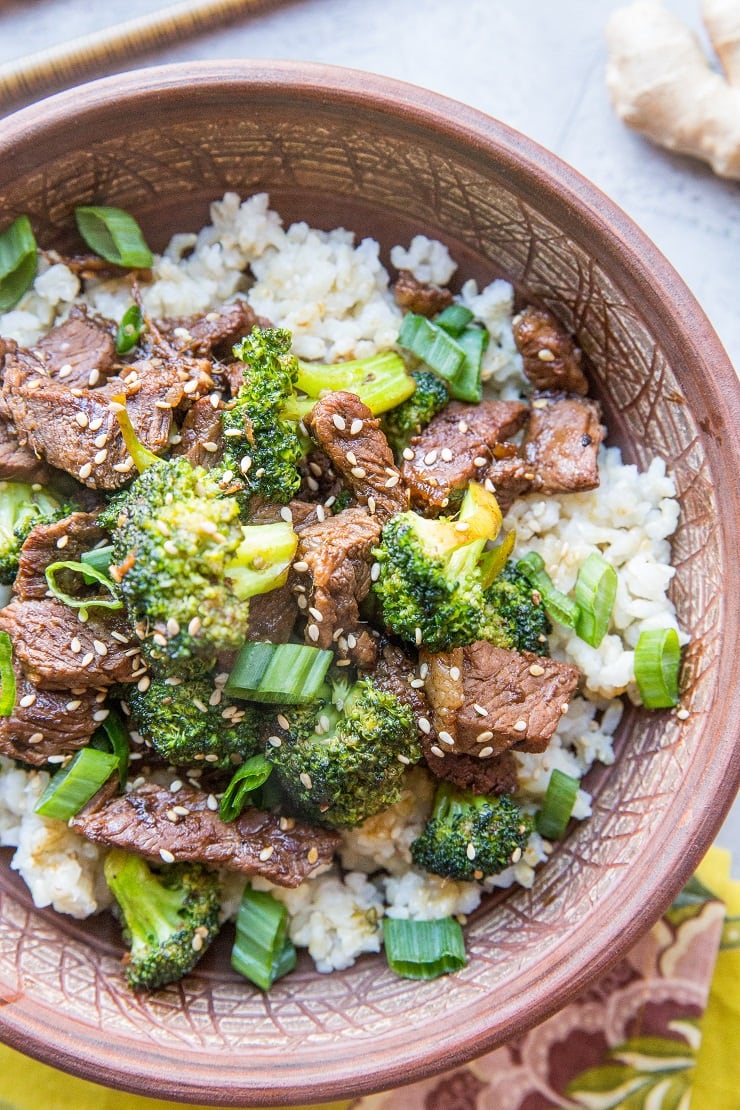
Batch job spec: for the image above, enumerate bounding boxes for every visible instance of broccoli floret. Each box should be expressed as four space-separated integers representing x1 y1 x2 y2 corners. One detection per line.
126 675 264 770
99 456 297 677
223 327 416 506
266 676 420 829
381 368 449 456
373 481 511 653
410 783 533 882
485 561 552 655
330 488 354 514
0 481 72 584
104 849 221 990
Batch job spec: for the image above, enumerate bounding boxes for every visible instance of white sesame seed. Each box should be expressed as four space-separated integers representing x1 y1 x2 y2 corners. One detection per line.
513 719 528 732
307 846 319 865
109 631 129 644
293 560 309 573
88 417 103 431
80 652 94 666
478 746 494 758
350 418 364 435
307 624 320 642
511 847 523 863
307 607 323 623
476 730 494 742
188 617 202 636
409 677 425 689
79 462 92 480
402 448 415 461
423 449 438 465
92 448 107 465
415 627 422 645
370 561 380 582
65 699 82 712
418 717 431 734
528 664 545 676
206 794 218 811
385 474 400 488
458 420 468 433
75 411 89 428
152 632 168 648
259 846 275 862
430 745 445 758
239 455 252 475
538 348 556 362
209 688 222 707
28 732 44 744
296 595 308 609
193 698 208 713
345 450 358 466
332 414 346 431
166 617 180 637
315 504 326 522
267 735 283 748
280 506 293 523
397 754 411 764
137 676 151 692
78 610 89 624
441 448 453 462
449 666 461 682
473 703 488 716
55 534 69 550
159 849 175 864
300 772 313 790
93 432 108 449
438 730 455 746
351 466 367 479
676 707 690 720
204 753 219 762
306 476 319 492
347 633 357 649
92 708 109 723
561 703 570 715
191 933 204 952
93 639 108 656
466 842 476 861
47 754 66 763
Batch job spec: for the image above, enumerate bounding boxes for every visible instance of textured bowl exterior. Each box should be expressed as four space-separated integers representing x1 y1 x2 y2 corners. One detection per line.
0 61 738 1106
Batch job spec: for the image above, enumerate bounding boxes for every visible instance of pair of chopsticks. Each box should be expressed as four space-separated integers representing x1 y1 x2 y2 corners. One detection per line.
0 0 285 114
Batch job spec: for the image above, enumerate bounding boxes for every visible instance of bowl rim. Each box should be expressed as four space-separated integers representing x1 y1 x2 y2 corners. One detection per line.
0 57 739 1107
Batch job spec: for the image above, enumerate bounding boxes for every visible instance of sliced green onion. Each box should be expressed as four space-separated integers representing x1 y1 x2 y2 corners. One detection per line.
535 769 579 840
434 304 474 336
271 935 298 980
34 747 118 820
293 351 415 416
45 560 122 612
398 313 465 381
0 631 16 717
219 755 273 822
384 917 466 980
574 552 618 647
110 392 160 472
90 709 130 786
450 325 487 403
75 206 153 269
634 627 681 708
80 544 114 578
516 552 579 628
231 886 293 990
0 215 38 312
115 304 144 354
225 642 333 704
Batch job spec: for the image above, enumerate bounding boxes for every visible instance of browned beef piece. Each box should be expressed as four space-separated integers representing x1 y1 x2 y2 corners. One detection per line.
70 781 339 887
420 647 464 748
400 400 528 514
305 392 407 523
0 598 142 689
522 393 604 494
33 307 116 389
218 360 247 398
14 512 108 600
298 449 343 505
482 454 536 515
423 747 519 795
158 300 257 357
246 582 298 644
454 642 580 757
172 396 223 468
369 639 429 724
0 417 55 483
1 349 211 489
393 271 454 317
0 660 99 765
513 306 588 395
292 507 381 667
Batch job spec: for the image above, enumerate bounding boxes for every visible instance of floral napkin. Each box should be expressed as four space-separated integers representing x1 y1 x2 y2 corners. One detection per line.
0 848 737 1110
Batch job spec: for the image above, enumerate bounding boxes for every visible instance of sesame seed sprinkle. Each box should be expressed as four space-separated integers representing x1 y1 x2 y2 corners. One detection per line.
80 652 95 667
259 846 275 861
167 617 180 637
538 348 556 362
441 448 453 462
209 688 222 707
47 754 66 763
423 450 438 465
332 414 346 431
528 664 545 676
79 462 92 480
267 735 283 748
137 676 151 693
676 707 690 720
511 847 523 863
277 714 290 730
88 417 103 431
350 418 364 435
385 474 400 488
418 717 431 734
307 847 319 864
70 637 82 654
397 754 411 764
466 842 476 860
370 562 380 582
293 560 309 573
206 794 218 811
307 624 320 642
159 849 175 864
280 506 293 523
56 534 69 549
430 745 445 758
478 746 494 758
93 639 108 656
66 701 82 712
75 411 89 428
188 617 202 636
513 719 527 732
477 730 494 742
415 626 422 645
300 772 313 790
308 607 323 622
449 665 461 682
438 730 455 746
18 693 36 708
473 704 488 716
191 933 204 952
345 450 358 465
28 732 44 744
402 448 415 460
316 505 326 522
351 466 367 479
93 433 108 449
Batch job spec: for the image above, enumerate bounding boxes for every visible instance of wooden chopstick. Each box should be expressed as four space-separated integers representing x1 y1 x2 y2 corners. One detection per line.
0 0 286 113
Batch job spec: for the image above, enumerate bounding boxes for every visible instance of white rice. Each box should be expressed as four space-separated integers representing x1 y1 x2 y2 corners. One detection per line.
0 192 683 973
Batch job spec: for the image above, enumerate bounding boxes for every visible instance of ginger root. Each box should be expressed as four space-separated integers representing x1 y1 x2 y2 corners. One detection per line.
606 0 740 180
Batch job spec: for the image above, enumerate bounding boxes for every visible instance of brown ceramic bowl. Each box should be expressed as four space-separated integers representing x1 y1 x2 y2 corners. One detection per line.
0 60 738 1106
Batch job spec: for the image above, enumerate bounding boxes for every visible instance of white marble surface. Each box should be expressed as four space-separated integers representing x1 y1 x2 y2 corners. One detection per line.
1 0 738 860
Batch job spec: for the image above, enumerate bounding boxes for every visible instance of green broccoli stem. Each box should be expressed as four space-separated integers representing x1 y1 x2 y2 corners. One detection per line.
224 520 298 601
104 850 187 955
287 351 415 417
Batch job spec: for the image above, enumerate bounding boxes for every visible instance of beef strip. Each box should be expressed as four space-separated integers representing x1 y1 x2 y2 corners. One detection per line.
0 597 142 689
420 647 464 748
172 396 224 468
400 400 528 514
292 506 381 667
423 747 520 795
33 306 116 389
513 305 588 395
0 660 99 766
246 582 298 644
522 393 604 494
71 781 339 887
393 271 454 317
1 348 211 489
369 638 429 724
298 449 343 505
454 641 580 757
14 511 108 600
305 392 407 523
158 300 257 358
482 453 536 514
0 417 55 483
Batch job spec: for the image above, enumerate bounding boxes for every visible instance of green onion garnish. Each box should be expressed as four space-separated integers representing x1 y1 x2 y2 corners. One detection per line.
225 642 333 704
535 769 580 840
0 215 38 312
634 627 681 708
574 552 618 647
451 325 487 403
398 313 465 382
434 304 474 336
516 552 579 628
384 917 466 980
45 560 122 613
219 755 273 822
90 709 130 786
115 304 144 354
0 631 16 717
231 886 295 990
75 206 153 269
80 544 114 578
34 747 118 820
110 392 161 472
